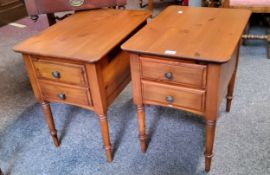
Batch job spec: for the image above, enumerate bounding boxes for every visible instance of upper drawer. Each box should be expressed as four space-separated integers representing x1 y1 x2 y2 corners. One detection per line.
141 57 207 89
32 58 87 86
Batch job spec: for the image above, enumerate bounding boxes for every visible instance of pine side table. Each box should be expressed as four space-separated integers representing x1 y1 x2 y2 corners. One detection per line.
14 9 150 162
122 6 250 171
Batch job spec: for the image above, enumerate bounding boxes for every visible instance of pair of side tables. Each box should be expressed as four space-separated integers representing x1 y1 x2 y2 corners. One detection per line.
14 6 250 172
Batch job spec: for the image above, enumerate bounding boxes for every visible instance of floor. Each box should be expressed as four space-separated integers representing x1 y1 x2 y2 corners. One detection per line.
0 0 270 175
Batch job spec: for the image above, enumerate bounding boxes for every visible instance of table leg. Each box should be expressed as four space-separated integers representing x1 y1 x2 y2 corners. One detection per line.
226 73 236 112
0 168 3 175
137 105 147 153
41 102 59 147
98 114 112 162
204 120 216 172
46 13 56 26
227 43 240 112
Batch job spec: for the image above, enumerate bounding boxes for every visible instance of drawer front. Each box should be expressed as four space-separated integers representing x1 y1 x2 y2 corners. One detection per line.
141 57 207 88
142 80 205 112
40 81 91 107
33 59 87 86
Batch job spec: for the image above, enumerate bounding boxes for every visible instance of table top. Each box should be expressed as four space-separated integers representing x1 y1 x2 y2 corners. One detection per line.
121 6 251 63
14 9 150 63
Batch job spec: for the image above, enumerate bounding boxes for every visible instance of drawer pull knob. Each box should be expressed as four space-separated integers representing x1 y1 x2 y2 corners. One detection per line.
52 71 61 79
164 72 173 80
166 96 174 103
57 93 66 100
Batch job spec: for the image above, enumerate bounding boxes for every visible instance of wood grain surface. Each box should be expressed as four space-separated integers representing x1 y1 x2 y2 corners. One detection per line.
122 6 251 63
14 9 150 63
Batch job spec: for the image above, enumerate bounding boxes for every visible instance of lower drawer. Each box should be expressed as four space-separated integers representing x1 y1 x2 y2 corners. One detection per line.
142 80 205 112
39 81 92 107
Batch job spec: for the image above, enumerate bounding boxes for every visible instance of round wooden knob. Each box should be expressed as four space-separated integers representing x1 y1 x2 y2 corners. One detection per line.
57 93 66 100
52 71 61 79
164 72 173 80
166 96 174 103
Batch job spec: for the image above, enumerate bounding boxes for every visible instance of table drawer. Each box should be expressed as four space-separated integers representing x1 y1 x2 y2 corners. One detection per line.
32 59 87 86
141 57 207 88
40 81 92 107
142 80 205 112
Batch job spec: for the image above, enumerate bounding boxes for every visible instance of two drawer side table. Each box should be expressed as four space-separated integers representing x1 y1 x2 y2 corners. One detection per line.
14 9 150 162
122 6 250 171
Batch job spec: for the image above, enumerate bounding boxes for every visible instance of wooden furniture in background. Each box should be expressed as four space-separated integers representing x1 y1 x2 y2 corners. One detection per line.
14 9 150 162
139 0 188 12
0 0 27 26
201 0 221 7
122 6 250 171
222 0 270 59
23 0 127 25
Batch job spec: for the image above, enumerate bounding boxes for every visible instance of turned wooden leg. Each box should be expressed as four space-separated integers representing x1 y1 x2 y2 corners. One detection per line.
41 102 59 147
204 120 216 172
137 105 147 153
98 114 113 162
226 73 236 112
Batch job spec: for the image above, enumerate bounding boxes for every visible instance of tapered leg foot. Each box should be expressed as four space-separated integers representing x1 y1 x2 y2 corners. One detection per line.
139 134 147 153
204 120 216 172
204 152 213 172
226 96 233 112
41 102 59 147
137 105 147 153
98 114 113 162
